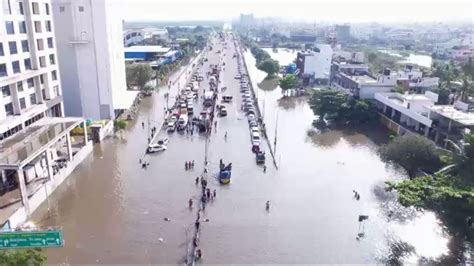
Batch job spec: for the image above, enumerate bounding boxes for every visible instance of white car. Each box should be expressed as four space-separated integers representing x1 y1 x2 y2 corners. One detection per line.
251 132 261 143
250 126 259 135
147 138 169 153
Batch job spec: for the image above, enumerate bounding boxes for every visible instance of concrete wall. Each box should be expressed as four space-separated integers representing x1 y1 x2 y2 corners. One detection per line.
8 141 93 228
304 45 333 79
52 0 126 120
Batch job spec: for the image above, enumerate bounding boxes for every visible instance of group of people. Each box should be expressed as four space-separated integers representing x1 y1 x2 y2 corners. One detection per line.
353 190 361 200
185 160 195 170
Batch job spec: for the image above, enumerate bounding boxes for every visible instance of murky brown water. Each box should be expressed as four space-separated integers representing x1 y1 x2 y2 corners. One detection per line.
29 41 469 264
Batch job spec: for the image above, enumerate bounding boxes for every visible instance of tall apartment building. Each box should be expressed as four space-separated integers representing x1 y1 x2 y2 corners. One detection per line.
0 0 63 141
52 0 128 120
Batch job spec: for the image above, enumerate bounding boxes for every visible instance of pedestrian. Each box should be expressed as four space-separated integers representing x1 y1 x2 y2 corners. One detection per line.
224 131 227 140
195 221 200 230
195 176 199 185
147 137 150 143
213 189 216 198
189 198 193 209
192 160 195 168
263 165 267 173
139 158 142 164
185 161 188 170
206 188 211 199
265 200 270 211
142 122 145 128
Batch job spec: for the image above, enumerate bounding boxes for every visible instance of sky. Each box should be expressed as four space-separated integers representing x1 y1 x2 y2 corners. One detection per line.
116 0 474 23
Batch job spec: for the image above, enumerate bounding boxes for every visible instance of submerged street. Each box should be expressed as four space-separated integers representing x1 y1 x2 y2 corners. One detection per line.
30 32 464 264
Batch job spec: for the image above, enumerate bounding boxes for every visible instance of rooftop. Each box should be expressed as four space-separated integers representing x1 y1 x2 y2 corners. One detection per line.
430 105 474 126
113 90 139 110
0 117 83 167
124 45 171 54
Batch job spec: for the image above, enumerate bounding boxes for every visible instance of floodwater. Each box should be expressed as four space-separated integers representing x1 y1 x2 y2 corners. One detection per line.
378 49 433 68
28 40 469 264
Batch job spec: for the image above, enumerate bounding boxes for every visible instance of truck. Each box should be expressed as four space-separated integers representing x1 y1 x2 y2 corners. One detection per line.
203 90 214 107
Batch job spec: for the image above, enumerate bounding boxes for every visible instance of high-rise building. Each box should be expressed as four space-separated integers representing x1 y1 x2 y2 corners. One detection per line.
0 0 64 140
52 0 128 120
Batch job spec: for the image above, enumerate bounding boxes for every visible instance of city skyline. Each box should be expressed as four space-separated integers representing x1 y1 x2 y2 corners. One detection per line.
117 0 474 23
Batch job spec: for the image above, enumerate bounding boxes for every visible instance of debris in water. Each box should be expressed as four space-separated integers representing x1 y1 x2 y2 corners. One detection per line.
163 217 171 222
158 237 164 242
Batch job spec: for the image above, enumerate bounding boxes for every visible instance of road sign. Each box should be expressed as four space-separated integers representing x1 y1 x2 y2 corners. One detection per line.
0 230 63 249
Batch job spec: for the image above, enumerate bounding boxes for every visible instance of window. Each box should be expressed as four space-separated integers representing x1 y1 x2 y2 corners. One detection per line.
0 64 6 77
39 74 44 84
18 1 23 14
4 103 13 115
29 93 36 104
36 39 43 50
78 6 84 12
45 21 51 32
39 56 45 67
3 0 11 14
21 40 28 52
47 37 53 48
5 21 14 34
59 6 64 12
27 77 34 88
0 43 3 56
17 81 23 92
19 21 26 33
12 61 20 73
49 54 55 65
19 97 26 109
51 70 57 80
8 41 17 54
24 58 31 70
44 3 49 15
53 85 59 96
41 89 45 100
2 85 11 97
31 2 39 14
34 21 41 33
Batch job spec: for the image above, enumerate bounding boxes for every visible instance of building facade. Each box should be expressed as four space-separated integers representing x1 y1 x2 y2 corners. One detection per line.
0 0 64 141
52 0 127 120
296 44 333 82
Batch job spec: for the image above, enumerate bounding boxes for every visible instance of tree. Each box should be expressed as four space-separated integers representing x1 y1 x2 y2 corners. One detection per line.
126 64 152 90
458 76 474 102
339 98 378 124
380 134 441 178
438 133 474 177
0 249 46 265
386 173 474 208
309 89 347 121
279 74 298 93
257 59 280 78
114 120 128 139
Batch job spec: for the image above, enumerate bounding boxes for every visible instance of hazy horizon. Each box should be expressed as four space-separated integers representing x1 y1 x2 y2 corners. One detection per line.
117 0 474 24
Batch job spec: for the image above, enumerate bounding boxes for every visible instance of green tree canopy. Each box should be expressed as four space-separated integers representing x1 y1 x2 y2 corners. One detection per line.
0 249 46 265
126 64 153 90
279 74 298 91
380 134 441 178
309 89 347 121
257 59 280 78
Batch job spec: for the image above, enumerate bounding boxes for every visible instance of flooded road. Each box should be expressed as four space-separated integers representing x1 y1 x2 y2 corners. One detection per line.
30 41 465 264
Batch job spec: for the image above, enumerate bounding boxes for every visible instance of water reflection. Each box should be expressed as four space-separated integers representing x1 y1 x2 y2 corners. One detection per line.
277 96 306 110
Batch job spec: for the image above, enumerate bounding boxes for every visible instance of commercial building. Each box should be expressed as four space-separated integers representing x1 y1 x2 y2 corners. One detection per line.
52 0 131 120
0 0 64 141
0 0 92 228
296 44 333 84
123 28 169 47
124 45 171 61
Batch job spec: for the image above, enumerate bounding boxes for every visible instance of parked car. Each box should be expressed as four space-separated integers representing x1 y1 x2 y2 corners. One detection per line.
219 106 228 116
250 126 260 135
247 108 256 116
251 132 261 143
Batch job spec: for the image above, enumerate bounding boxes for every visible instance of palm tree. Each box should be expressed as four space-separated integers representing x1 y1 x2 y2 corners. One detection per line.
458 75 474 102
437 133 474 175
